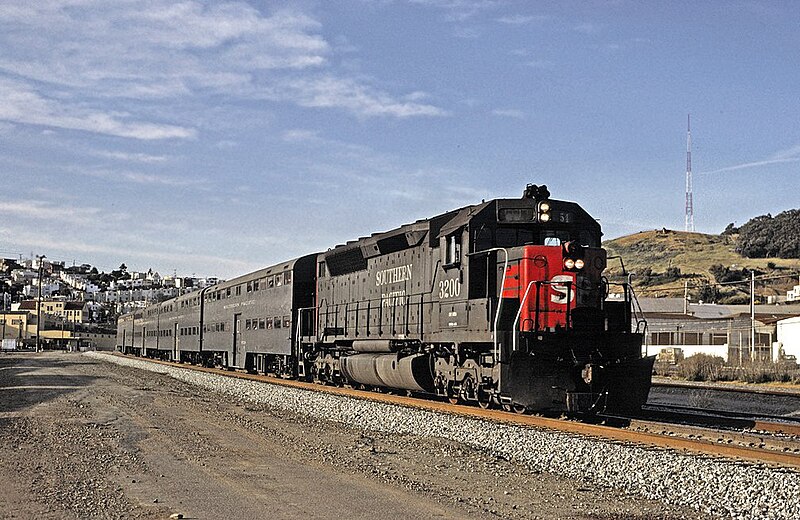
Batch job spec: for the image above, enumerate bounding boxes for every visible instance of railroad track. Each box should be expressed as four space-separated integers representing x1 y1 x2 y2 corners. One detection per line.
640 403 800 435
118 354 800 469
653 378 800 398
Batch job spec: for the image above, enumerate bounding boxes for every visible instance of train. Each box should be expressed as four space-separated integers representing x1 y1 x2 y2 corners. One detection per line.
117 184 654 414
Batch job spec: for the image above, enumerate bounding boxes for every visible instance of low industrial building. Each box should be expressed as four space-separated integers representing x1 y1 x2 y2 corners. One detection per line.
1 305 114 351
638 298 800 364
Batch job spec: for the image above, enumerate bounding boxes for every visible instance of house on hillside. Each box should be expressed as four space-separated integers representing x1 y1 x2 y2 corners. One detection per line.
788 283 800 303
637 297 800 363
17 300 89 324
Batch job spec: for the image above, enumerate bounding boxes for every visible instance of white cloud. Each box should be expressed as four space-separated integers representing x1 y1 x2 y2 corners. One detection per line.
269 76 447 118
76 167 206 187
496 14 547 25
772 144 800 160
0 199 118 225
492 108 525 119
574 22 601 35
409 0 504 22
282 129 320 143
93 150 169 163
0 1 444 121
214 140 239 149
701 157 800 176
0 78 196 139
272 129 486 212
0 3 329 94
1 223 259 277
701 143 800 176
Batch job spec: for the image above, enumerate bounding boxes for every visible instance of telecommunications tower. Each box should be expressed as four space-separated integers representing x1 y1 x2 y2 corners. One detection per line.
684 114 695 232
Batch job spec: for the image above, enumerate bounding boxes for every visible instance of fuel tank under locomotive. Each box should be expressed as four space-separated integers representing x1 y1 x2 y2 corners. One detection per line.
340 352 436 393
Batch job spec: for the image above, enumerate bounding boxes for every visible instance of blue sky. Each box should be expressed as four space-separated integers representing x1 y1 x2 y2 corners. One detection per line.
1 1 799 278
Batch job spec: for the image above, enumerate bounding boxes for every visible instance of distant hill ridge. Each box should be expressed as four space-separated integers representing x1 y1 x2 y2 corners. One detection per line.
602 229 800 301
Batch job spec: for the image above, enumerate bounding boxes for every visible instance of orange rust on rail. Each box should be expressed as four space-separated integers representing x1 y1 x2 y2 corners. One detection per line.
754 421 800 437
119 354 800 469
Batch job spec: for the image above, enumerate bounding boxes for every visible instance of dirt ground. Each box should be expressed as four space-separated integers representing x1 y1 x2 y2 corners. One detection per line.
0 352 702 519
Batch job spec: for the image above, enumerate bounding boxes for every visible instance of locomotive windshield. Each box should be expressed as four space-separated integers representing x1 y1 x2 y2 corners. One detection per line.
473 225 600 251
477 197 602 250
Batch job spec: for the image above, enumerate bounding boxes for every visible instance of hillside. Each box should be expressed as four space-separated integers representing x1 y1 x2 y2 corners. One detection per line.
602 229 800 301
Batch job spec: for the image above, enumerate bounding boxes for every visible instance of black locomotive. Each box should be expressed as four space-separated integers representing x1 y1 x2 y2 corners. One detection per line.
118 185 653 414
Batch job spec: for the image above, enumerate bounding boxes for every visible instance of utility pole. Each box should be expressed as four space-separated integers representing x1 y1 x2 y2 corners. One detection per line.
683 281 689 314
750 270 756 363
35 254 46 352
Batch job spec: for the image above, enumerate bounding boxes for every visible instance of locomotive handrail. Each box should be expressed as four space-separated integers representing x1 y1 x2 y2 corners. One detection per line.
626 276 648 336
513 281 537 352
296 306 315 338
295 307 302 350
467 247 508 367
604 279 648 334
606 255 629 276
513 278 577 351
311 295 430 341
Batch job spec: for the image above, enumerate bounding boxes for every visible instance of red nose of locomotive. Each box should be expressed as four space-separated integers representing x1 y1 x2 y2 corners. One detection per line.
502 242 606 332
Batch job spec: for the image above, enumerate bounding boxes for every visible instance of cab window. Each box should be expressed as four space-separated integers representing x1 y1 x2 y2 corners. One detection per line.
445 233 461 266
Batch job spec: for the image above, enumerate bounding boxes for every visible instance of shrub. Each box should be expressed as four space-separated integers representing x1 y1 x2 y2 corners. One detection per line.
736 209 800 258
677 353 726 381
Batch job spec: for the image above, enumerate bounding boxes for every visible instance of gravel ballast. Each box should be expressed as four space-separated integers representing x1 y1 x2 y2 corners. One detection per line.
89 353 800 520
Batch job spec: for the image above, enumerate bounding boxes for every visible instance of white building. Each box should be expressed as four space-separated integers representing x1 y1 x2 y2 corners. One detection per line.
11 269 37 283
776 316 800 362
22 281 61 298
59 272 100 294
787 284 800 303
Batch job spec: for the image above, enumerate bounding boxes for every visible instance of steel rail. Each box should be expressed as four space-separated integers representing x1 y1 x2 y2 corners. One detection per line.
653 378 800 398
116 354 800 469
641 402 800 431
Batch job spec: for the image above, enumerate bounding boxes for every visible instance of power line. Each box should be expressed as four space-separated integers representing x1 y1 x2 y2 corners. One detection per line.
631 270 800 295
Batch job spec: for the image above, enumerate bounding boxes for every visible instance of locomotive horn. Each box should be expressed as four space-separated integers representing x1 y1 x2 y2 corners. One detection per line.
523 183 550 201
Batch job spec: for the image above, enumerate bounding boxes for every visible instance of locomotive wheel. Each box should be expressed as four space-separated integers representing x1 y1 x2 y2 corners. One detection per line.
512 403 527 414
445 382 463 404
446 382 461 405
476 386 493 409
460 374 476 403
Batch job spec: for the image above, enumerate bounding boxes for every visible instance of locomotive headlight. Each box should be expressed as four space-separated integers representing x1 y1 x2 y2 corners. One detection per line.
536 200 551 222
564 258 575 270
574 259 585 269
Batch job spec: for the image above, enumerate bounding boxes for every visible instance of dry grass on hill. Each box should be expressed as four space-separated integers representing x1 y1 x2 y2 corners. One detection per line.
602 229 800 297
